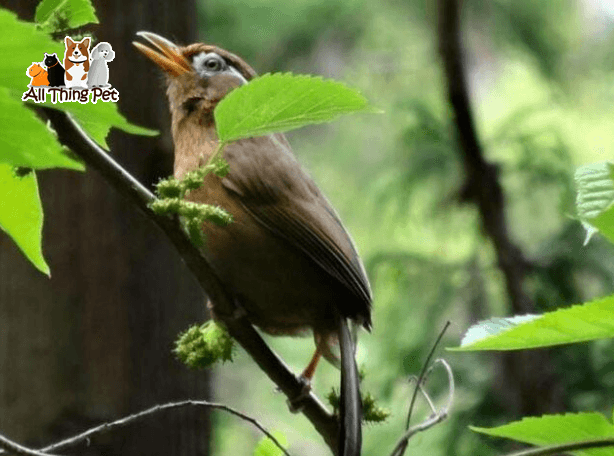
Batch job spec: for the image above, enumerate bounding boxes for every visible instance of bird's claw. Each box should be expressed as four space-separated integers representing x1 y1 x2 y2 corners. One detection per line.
286 375 312 413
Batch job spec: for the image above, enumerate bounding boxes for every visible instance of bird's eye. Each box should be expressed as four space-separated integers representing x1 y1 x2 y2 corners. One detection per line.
193 52 229 78
204 57 223 72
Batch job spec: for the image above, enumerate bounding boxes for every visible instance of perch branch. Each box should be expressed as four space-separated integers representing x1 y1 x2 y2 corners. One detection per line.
39 107 339 453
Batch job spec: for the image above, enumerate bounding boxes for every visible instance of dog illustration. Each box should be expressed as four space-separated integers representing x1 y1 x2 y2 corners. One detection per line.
43 53 64 87
64 36 90 88
88 42 115 88
27 63 49 86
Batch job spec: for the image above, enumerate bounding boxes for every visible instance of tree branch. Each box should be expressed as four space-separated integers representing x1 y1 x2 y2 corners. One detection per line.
0 400 290 456
39 107 339 453
436 0 533 315
0 435 59 456
435 0 564 418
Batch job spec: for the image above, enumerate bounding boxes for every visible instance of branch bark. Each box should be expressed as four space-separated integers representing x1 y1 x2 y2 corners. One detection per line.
40 107 340 453
0 400 291 456
437 0 532 315
436 0 562 416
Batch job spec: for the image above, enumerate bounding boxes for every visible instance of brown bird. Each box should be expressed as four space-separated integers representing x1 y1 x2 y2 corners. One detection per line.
134 32 372 454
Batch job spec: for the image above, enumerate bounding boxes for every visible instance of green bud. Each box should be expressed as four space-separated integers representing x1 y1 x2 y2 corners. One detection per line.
174 321 234 369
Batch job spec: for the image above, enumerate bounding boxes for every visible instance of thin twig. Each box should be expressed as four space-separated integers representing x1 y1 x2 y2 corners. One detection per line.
0 400 290 456
405 322 451 429
38 107 339 453
0 434 59 456
503 439 614 456
390 359 454 456
38 400 290 456
406 378 437 414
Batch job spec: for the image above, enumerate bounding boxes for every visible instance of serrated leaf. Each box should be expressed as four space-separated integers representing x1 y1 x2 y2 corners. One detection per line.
0 9 65 93
0 164 49 275
471 412 614 456
215 73 374 143
455 295 614 351
35 0 98 31
252 431 288 456
575 162 614 245
0 88 83 170
39 101 158 150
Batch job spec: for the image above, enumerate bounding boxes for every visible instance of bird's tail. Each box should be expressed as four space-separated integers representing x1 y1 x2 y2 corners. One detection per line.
338 317 362 456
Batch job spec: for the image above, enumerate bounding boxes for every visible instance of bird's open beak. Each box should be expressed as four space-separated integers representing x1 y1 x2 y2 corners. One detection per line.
133 31 191 77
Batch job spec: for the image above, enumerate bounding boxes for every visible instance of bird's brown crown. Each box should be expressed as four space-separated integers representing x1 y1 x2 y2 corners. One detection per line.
134 32 257 115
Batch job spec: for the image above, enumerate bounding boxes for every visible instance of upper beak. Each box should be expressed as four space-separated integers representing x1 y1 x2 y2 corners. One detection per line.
133 31 191 77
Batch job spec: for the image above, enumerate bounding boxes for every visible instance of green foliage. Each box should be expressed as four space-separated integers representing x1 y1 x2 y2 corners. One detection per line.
0 164 49 275
35 0 98 32
151 161 233 247
0 3 155 275
0 9 63 92
199 0 367 71
326 388 390 424
252 431 288 456
456 295 614 351
0 88 83 170
40 101 157 150
575 162 614 245
174 321 234 369
471 412 614 456
214 73 375 143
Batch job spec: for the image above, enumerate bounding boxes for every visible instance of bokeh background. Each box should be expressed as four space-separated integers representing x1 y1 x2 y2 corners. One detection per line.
2 0 614 455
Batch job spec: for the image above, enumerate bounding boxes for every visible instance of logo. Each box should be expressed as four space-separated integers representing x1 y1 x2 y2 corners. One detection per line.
22 36 119 104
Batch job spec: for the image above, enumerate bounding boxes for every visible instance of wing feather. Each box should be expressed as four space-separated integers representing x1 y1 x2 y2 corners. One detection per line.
221 134 372 326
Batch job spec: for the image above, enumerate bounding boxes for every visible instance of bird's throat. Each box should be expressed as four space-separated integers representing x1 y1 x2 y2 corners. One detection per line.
172 116 219 179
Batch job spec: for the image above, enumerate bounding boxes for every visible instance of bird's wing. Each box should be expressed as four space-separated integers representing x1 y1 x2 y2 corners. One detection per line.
221 133 372 324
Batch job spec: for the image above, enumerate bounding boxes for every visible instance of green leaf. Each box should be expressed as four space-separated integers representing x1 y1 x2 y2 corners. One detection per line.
455 295 614 351
39 101 158 150
575 162 614 245
471 412 614 456
0 88 83 170
0 164 49 275
215 73 375 143
252 431 288 456
0 9 156 152
0 9 65 93
35 0 98 32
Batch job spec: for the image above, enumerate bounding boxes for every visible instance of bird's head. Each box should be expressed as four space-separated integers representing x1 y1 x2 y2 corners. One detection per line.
133 31 256 120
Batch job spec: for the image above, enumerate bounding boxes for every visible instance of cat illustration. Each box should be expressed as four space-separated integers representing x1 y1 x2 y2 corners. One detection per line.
27 63 49 86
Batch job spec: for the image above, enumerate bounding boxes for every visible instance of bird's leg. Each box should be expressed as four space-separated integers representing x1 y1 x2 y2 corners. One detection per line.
301 346 323 381
287 346 323 413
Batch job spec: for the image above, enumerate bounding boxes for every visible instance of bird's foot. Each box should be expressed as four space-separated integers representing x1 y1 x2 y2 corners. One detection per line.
286 375 312 413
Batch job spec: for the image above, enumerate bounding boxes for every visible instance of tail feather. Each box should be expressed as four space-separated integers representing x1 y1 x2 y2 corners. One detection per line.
338 317 362 456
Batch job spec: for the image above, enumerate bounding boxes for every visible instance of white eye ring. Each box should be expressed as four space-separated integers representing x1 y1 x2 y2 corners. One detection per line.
193 52 226 76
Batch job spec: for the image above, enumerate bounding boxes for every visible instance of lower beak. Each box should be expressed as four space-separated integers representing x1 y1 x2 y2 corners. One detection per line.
133 31 191 77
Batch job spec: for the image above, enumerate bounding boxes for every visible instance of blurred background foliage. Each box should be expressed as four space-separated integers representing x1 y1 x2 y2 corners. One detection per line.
197 0 614 455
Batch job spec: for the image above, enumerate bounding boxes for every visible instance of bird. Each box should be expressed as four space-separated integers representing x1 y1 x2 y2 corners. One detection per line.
134 32 372 455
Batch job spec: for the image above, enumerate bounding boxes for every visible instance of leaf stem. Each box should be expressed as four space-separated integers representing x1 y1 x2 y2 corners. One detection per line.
206 140 227 167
